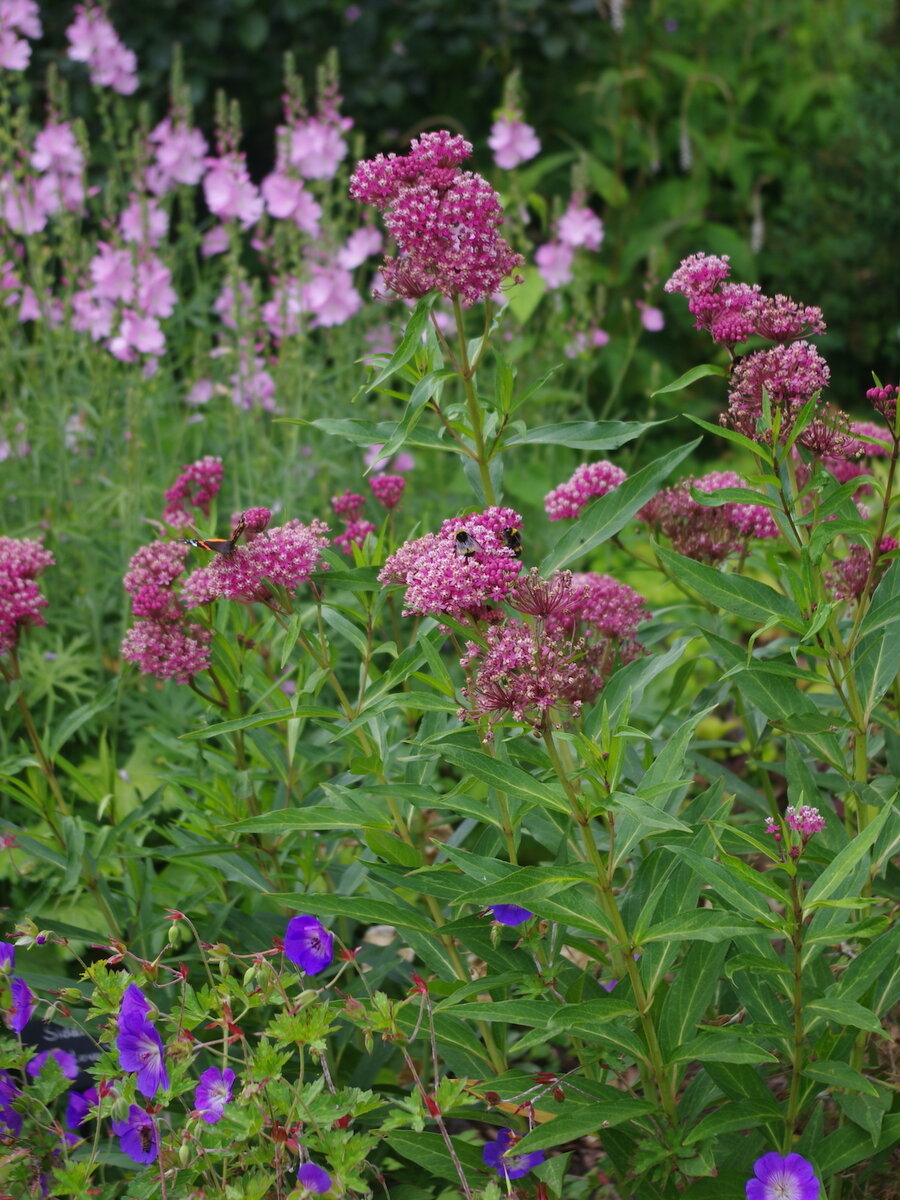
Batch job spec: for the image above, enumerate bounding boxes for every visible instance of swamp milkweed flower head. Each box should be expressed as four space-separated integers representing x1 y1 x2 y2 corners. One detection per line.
745 1151 821 1200
639 470 778 564
379 507 523 620
541 572 650 691
350 130 524 306
482 1127 545 1180
194 1065 235 1124
284 915 334 976
111 1105 158 1165
180 518 330 605
827 537 898 602
544 460 627 521
370 473 405 510
866 382 898 423
0 535 54 655
162 455 224 528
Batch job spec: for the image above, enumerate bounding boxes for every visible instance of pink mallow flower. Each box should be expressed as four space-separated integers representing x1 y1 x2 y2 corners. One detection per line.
544 461 627 521
119 194 169 246
288 116 350 180
0 0 42 70
260 170 321 235
65 3 137 94
557 200 604 251
0 535 54 655
203 153 263 228
379 506 523 620
534 240 574 289
301 264 362 328
488 116 540 169
147 117 208 195
336 225 383 270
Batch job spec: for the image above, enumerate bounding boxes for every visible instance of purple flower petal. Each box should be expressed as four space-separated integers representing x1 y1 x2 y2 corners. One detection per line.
482 1128 545 1180
9 975 36 1033
284 915 334 976
111 1105 158 1164
298 1161 332 1193
746 1151 821 1200
116 1016 169 1097
66 1086 99 1131
194 1065 235 1124
26 1048 79 1080
490 905 534 926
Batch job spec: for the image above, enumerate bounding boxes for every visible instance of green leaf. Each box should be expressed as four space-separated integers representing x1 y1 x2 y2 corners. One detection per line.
436 746 569 814
651 364 729 396
804 997 886 1036
683 1100 781 1144
805 804 894 907
514 1099 654 1152
727 665 843 768
670 1031 776 1065
504 420 666 451
365 294 437 390
658 942 728 1062
655 546 802 627
267 893 434 934
384 1131 484 1182
852 563 900 720
542 440 701 573
230 806 392 834
504 264 545 323
684 412 773 460
640 910 758 944
179 706 337 740
802 1060 880 1097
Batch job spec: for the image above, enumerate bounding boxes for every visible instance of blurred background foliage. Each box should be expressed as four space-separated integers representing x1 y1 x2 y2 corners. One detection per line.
31 0 900 400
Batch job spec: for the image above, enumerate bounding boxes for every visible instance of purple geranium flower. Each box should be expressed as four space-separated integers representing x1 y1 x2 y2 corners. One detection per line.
0 1069 22 1137
118 981 151 1027
298 1161 332 1193
0 942 14 972
490 905 534 926
194 1065 235 1124
26 1048 79 1080
482 1127 545 1180
746 1153 821 1200
9 975 36 1032
284 915 334 976
66 1085 99 1130
117 1018 169 1098
111 1105 158 1165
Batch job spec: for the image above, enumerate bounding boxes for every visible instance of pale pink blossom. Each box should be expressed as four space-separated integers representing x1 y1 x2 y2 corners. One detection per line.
535 241 574 289
300 264 361 328
488 117 541 169
1 175 48 235
260 170 321 234
288 118 348 179
336 226 383 270
637 302 665 332
147 118 208 194
119 195 169 245
201 225 230 257
203 154 263 228
558 201 604 250
66 4 137 94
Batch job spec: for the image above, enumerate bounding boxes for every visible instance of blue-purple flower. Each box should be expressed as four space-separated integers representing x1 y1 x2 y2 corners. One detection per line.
26 1048 79 1080
111 1105 158 1165
194 1065 235 1124
298 1161 332 1194
116 983 169 1097
746 1152 821 1200
0 1069 22 1137
482 1127 545 1180
9 975 36 1032
284 915 334 976
0 942 14 972
66 1085 99 1131
490 905 534 926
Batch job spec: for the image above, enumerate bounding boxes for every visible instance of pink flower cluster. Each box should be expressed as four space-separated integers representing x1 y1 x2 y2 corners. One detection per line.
0 0 41 71
867 383 898 423
0 535 54 655
71 243 177 361
639 470 779 564
380 506 523 619
665 253 844 451
66 4 138 95
370 474 405 510
544 570 648 685
2 119 86 238
765 805 827 857
828 537 898 602
488 114 540 170
147 117 208 196
536 195 604 290
544 460 627 521
350 130 524 306
331 491 375 556
121 539 212 682
180 516 330 606
162 456 224 529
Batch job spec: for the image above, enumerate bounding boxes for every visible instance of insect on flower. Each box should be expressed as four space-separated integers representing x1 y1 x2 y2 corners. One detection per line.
502 526 523 558
454 530 483 559
181 513 246 556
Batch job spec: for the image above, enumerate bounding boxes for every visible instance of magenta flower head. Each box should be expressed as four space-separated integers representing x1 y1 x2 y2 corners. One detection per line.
111 1105 158 1164
194 1065 235 1124
0 535 55 655
284 915 334 976
350 130 523 306
26 1048 78 1080
370 474 405 510
379 506 523 620
544 461 627 521
298 1161 332 1194
746 1152 820 1200
162 455 223 528
9 975 36 1033
180 518 330 606
482 1127 545 1180
490 905 533 926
